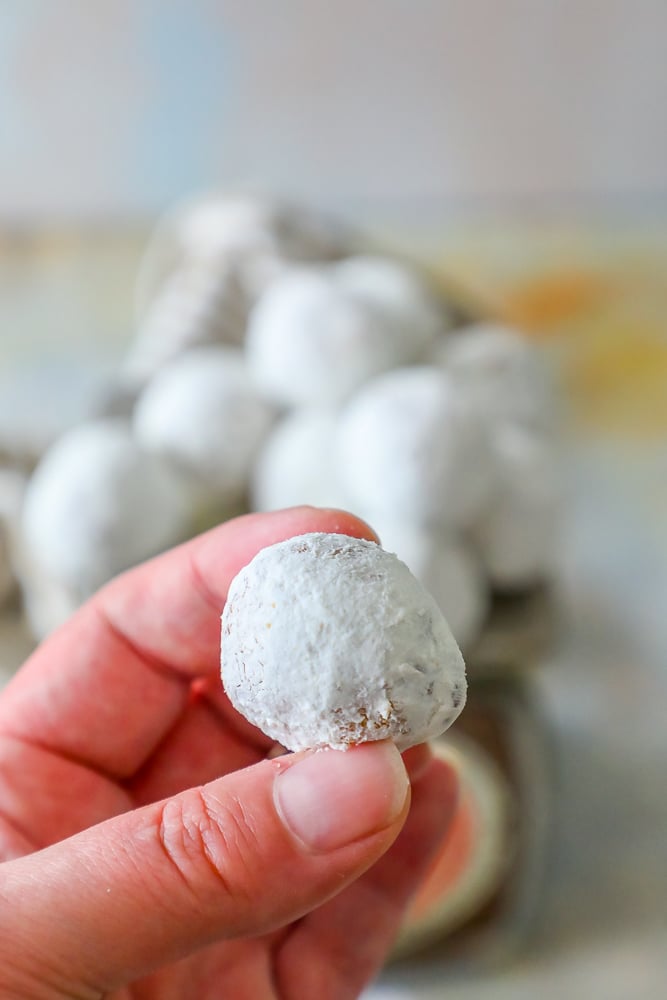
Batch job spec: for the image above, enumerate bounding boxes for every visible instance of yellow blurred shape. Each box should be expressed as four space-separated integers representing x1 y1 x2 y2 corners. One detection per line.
500 270 610 333
564 324 667 435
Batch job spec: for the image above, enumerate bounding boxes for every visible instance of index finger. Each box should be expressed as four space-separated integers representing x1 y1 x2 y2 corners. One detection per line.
0 508 377 779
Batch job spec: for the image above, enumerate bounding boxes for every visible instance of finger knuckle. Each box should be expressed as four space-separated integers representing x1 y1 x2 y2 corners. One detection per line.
157 787 261 906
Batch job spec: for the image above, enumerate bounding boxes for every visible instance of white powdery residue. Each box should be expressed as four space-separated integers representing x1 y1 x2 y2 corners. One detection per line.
125 259 249 384
221 532 466 751
250 409 350 512
335 254 449 359
20 419 195 599
441 322 555 432
133 346 275 503
245 268 419 408
365 514 489 649
135 192 350 322
472 424 560 588
335 366 496 529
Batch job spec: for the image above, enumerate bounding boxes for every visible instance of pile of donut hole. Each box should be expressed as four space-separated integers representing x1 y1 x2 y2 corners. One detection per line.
0 194 559 646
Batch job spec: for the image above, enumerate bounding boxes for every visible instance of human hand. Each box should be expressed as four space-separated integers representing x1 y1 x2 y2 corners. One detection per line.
0 507 458 999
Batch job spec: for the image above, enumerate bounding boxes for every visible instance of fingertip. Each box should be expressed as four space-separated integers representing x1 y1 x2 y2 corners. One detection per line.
274 741 409 854
312 507 381 545
410 750 461 833
402 742 435 784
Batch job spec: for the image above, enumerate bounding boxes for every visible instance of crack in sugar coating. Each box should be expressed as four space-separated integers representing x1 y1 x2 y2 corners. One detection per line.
220 532 467 751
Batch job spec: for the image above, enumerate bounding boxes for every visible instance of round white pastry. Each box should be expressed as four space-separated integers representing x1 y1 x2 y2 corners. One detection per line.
221 532 466 751
245 268 422 407
367 515 488 649
335 366 496 528
124 259 248 385
134 346 275 503
472 425 559 588
440 322 554 431
251 410 350 512
178 194 347 278
21 419 195 598
335 255 447 359
135 193 348 322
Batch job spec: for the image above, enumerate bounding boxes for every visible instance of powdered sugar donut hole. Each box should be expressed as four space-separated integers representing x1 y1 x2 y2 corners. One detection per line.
472 425 559 589
251 409 350 512
441 322 554 432
20 419 196 599
245 267 426 407
134 192 349 323
335 254 448 359
124 259 249 385
134 346 275 504
221 532 467 752
364 515 488 649
335 366 496 528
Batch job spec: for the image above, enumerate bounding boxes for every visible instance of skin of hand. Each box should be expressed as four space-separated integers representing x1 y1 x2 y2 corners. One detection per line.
0 507 458 1000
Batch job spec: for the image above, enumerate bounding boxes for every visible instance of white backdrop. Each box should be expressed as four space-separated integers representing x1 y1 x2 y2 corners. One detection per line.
1 0 666 222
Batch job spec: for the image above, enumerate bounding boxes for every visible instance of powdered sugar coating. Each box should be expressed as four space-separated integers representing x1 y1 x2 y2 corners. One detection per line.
21 419 195 598
440 323 554 431
471 425 559 588
125 260 248 384
251 410 350 512
335 366 496 528
245 268 425 407
135 193 349 322
221 532 466 751
362 515 488 649
335 255 447 358
134 346 275 503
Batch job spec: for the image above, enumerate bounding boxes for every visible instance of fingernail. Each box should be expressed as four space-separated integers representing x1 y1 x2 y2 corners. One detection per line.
402 742 434 783
274 741 409 853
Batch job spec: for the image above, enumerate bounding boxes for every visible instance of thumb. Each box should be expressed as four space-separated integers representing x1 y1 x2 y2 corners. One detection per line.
1 741 409 995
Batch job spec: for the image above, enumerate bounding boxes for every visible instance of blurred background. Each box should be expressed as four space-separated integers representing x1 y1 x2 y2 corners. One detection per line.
1 2 666 998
